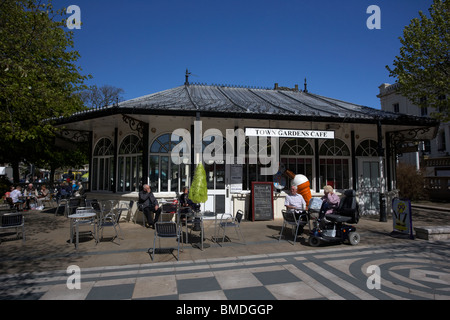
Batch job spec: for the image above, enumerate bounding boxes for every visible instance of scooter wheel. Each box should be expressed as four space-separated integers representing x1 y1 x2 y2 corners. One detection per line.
309 236 321 247
348 232 360 245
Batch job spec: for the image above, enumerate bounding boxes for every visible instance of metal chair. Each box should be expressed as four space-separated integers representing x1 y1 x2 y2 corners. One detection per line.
67 197 82 216
279 209 309 245
115 200 134 222
178 206 194 244
218 210 245 245
151 212 182 261
70 208 97 248
55 198 68 217
97 203 121 244
134 203 147 227
0 213 25 243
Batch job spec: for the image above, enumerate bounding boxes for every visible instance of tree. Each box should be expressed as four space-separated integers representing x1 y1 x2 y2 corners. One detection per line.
79 84 124 109
189 164 208 204
386 0 450 121
0 0 88 182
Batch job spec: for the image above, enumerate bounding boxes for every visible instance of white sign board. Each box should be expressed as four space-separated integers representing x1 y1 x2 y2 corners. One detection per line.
245 128 334 139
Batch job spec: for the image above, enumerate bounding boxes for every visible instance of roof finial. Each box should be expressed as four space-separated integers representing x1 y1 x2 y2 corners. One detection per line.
185 69 191 86
304 78 308 93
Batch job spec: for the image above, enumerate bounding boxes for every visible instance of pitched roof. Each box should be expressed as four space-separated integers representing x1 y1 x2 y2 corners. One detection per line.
118 84 391 120
56 83 438 127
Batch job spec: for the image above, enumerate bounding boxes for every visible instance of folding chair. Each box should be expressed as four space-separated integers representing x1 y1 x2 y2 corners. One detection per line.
218 210 245 245
151 212 182 261
279 209 309 245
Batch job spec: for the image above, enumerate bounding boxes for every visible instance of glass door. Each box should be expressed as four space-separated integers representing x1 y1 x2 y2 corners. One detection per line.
358 158 381 215
202 161 231 214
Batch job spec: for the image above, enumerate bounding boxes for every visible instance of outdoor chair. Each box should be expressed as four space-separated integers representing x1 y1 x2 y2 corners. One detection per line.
0 213 25 243
67 197 82 216
178 206 195 244
279 209 309 245
115 200 133 222
41 194 56 209
55 198 68 217
5 198 19 211
70 208 97 247
151 212 182 261
97 204 121 244
218 209 245 245
134 203 147 227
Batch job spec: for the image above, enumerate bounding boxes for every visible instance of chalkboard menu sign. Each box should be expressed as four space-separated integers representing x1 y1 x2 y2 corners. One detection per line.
251 182 274 221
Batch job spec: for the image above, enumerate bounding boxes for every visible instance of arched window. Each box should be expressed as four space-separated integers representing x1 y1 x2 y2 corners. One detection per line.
280 139 313 190
118 134 142 192
150 133 188 193
356 140 379 157
319 139 350 190
92 138 114 191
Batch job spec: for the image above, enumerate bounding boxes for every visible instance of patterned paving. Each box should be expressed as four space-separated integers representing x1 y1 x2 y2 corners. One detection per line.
0 240 449 300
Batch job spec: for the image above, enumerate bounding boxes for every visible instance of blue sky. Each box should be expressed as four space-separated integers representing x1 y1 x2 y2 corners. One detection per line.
59 0 433 109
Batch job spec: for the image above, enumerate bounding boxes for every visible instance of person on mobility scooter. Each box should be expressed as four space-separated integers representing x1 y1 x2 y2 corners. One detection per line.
308 188 360 247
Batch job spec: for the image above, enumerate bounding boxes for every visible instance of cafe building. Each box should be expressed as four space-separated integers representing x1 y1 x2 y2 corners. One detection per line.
55 77 439 220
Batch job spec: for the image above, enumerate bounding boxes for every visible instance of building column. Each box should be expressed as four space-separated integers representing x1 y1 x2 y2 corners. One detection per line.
142 123 149 188
351 130 357 190
377 121 387 222
314 139 320 192
113 128 118 193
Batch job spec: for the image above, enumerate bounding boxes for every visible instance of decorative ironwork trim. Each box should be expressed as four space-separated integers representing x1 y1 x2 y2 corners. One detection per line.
59 129 91 143
122 114 145 139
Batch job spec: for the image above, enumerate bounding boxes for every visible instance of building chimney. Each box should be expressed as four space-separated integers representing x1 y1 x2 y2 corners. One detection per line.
274 83 279 90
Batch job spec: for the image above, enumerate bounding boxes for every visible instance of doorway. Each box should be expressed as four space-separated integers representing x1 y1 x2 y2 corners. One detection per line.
358 158 381 214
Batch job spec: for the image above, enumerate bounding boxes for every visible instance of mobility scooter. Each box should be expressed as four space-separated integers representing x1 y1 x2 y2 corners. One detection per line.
308 189 360 247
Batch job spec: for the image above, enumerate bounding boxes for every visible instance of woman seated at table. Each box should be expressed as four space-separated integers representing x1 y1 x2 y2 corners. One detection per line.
179 187 201 230
38 185 50 199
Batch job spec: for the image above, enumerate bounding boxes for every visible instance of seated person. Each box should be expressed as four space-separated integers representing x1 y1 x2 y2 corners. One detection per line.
179 186 201 230
284 185 307 220
38 185 50 199
23 183 37 210
138 184 161 228
5 186 14 208
73 182 85 197
180 187 200 213
10 185 24 210
319 185 340 219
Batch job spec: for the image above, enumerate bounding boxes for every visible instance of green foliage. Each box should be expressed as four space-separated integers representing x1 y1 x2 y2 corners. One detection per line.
0 0 89 181
386 0 450 121
189 164 208 204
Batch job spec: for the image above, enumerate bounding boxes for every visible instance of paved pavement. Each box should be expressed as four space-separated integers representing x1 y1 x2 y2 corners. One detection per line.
0 203 449 300
1 240 449 301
